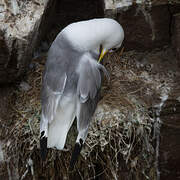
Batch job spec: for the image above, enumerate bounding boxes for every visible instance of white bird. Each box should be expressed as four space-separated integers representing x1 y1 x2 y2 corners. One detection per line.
40 18 124 169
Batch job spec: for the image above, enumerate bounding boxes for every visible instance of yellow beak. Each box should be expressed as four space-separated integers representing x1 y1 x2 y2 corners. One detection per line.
98 48 108 63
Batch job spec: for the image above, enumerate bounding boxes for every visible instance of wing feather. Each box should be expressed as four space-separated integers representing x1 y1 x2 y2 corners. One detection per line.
70 55 106 169
77 57 108 102
41 73 67 124
40 57 67 160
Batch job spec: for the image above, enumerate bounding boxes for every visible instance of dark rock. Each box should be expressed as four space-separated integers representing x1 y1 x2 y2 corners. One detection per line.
42 0 104 44
104 1 180 51
172 13 180 67
0 1 48 84
159 100 180 179
169 4 180 15
0 0 105 84
116 4 171 51
0 86 13 124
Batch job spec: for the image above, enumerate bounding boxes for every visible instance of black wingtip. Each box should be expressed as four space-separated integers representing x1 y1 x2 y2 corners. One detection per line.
69 139 83 171
40 131 48 161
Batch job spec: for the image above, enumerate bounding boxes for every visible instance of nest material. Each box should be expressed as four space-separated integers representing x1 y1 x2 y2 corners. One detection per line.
1 47 177 179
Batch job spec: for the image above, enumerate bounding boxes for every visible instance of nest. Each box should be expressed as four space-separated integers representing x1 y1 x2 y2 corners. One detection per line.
1 47 176 179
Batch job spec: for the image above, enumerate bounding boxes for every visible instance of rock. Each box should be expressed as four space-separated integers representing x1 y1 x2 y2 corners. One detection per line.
104 0 180 51
0 0 105 84
0 86 13 124
172 13 180 67
0 1 48 83
159 100 180 179
41 0 104 45
118 4 171 51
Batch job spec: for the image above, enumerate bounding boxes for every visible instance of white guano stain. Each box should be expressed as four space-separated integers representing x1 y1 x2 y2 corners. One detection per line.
153 88 170 180
105 0 152 10
0 142 4 162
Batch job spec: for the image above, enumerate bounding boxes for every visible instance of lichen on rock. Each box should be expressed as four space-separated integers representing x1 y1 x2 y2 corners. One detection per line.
0 0 47 83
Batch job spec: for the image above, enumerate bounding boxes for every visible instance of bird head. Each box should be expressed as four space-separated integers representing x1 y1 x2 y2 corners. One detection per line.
63 18 124 62
97 20 124 63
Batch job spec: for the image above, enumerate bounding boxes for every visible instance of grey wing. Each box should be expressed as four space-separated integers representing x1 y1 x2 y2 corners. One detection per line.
40 36 71 130
40 45 68 134
70 58 108 169
76 60 102 132
76 58 109 141
41 72 67 125
77 59 108 103
40 45 68 160
40 67 67 161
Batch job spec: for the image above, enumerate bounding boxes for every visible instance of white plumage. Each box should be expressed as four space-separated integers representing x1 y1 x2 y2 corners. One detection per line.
47 95 76 149
61 18 124 53
40 18 124 169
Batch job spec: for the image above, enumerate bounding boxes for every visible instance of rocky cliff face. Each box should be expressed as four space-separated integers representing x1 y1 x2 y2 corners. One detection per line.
105 0 180 52
0 1 47 83
0 0 180 83
0 0 180 179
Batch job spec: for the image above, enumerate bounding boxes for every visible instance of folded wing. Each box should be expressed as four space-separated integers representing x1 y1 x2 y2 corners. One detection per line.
70 55 108 169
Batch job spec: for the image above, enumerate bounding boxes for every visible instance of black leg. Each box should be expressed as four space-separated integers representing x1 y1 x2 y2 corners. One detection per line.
40 131 48 161
69 139 83 171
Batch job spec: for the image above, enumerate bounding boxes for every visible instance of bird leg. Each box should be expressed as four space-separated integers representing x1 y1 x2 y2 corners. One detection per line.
40 131 48 161
69 138 83 171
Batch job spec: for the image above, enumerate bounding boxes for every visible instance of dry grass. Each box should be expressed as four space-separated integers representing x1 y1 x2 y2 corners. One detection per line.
2 47 176 179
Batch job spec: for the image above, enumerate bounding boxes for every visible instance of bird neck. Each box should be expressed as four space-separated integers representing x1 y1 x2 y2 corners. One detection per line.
62 20 108 52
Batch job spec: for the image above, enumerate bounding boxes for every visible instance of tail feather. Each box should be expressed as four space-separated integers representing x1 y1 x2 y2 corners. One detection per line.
47 96 76 149
40 131 48 161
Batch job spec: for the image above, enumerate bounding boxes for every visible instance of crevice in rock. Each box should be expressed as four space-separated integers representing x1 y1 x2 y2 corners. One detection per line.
136 4 155 41
37 0 104 52
167 4 174 38
6 39 17 69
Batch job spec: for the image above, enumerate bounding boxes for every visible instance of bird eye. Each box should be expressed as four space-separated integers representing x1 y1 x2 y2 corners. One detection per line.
112 48 117 51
